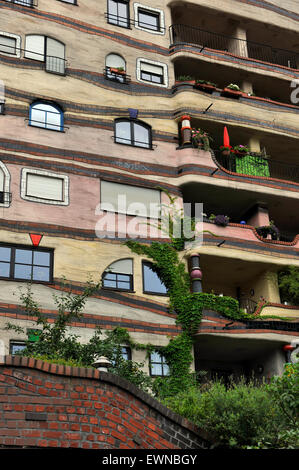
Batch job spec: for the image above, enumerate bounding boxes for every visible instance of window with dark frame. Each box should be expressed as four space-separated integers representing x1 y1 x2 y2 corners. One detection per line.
140 62 164 84
0 245 53 283
149 351 169 376
102 271 133 291
10 341 26 355
121 346 131 361
142 261 167 295
114 118 152 148
29 101 64 132
137 8 160 32
107 0 130 28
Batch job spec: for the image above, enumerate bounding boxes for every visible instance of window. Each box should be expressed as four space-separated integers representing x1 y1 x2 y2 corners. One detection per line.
0 244 53 283
105 53 127 83
21 168 69 205
107 0 130 28
137 9 160 31
142 261 167 295
102 258 133 291
25 35 65 75
120 346 131 361
10 341 26 355
137 58 168 87
11 0 34 7
0 32 21 57
134 4 164 34
149 351 169 376
115 118 152 148
29 102 64 132
100 180 161 218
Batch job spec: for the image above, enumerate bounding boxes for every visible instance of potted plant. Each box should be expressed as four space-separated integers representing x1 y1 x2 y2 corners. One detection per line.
233 144 250 156
191 128 213 151
109 66 126 75
256 220 280 240
219 145 233 156
209 214 230 226
222 83 243 98
175 75 195 85
195 79 217 93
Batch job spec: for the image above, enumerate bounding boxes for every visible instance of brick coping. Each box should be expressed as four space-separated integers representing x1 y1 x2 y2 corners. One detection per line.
0 355 214 445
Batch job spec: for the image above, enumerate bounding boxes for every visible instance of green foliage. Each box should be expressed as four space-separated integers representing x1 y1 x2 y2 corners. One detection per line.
278 266 299 305
163 372 299 449
6 283 153 393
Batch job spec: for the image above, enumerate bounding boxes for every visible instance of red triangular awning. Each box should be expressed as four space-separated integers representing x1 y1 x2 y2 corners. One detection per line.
223 126 230 147
29 234 43 247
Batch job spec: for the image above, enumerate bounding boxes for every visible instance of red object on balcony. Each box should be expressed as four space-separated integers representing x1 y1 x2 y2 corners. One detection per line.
30 234 43 247
283 344 295 351
223 126 230 147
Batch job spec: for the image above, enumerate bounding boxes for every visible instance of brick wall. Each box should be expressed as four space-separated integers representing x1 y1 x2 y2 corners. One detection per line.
0 355 213 449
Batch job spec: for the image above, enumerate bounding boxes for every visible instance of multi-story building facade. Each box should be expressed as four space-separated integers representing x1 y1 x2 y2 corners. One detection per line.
0 0 298 382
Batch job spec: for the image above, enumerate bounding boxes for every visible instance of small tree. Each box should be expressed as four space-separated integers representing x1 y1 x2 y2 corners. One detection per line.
5 281 153 392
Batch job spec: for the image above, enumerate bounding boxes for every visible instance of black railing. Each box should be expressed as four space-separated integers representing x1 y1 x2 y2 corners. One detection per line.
104 67 130 84
239 298 258 315
45 56 66 75
214 150 299 184
169 24 298 69
2 0 37 7
105 13 165 33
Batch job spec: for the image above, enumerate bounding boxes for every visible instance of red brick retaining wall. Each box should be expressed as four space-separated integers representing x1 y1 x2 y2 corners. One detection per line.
0 355 212 450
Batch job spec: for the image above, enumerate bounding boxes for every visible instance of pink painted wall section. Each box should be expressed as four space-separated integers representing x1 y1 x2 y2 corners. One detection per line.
0 116 216 169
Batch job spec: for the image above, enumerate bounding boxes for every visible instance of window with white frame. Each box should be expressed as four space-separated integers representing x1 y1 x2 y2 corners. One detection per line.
25 35 65 75
134 4 164 34
21 168 69 205
29 101 64 132
100 180 161 218
0 32 21 57
136 58 168 87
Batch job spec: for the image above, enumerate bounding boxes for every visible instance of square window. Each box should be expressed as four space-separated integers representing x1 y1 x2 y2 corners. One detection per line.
149 351 169 376
0 35 17 55
107 0 130 28
10 342 26 355
137 9 160 31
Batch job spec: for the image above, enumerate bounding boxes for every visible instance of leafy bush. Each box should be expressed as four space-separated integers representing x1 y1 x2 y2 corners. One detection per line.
278 266 299 305
163 370 299 448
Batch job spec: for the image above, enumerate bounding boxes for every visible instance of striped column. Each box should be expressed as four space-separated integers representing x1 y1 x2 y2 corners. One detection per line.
190 254 202 293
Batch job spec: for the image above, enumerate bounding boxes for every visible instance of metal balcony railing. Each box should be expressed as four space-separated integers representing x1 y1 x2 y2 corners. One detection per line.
214 150 299 184
104 67 130 84
0 192 12 204
45 56 66 75
169 24 298 69
239 298 258 315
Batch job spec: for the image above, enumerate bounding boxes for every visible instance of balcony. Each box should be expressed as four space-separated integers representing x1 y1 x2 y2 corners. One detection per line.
2 0 37 7
169 24 298 70
214 150 299 184
103 66 131 85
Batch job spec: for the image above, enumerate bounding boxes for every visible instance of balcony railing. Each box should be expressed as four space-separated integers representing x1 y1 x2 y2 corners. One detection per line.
0 191 12 204
239 298 257 315
169 24 298 69
214 150 299 184
104 67 130 84
45 56 66 75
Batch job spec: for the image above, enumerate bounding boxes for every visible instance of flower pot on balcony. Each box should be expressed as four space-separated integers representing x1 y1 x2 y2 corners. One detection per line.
194 82 217 93
109 67 125 75
222 87 243 98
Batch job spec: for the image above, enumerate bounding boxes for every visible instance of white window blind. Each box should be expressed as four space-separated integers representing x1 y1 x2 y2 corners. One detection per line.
46 38 65 59
25 35 45 61
140 62 163 75
106 53 125 69
0 170 4 191
106 259 133 274
26 174 64 201
0 36 16 55
101 181 161 218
